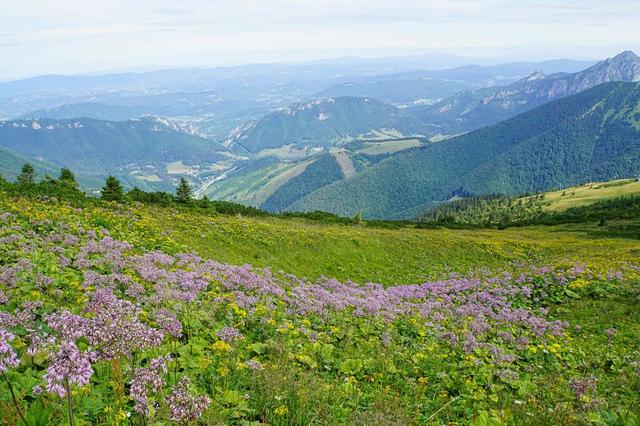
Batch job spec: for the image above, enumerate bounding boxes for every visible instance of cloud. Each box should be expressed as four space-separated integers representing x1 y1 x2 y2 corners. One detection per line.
0 0 639 78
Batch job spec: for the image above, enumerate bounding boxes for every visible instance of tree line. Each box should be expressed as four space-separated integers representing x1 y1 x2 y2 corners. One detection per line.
1 163 266 216
1 163 385 226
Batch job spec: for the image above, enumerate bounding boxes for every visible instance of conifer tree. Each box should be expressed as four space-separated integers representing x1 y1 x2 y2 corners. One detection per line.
17 163 36 185
176 177 193 203
58 168 78 189
101 176 124 202
198 195 210 208
59 168 76 183
353 211 362 225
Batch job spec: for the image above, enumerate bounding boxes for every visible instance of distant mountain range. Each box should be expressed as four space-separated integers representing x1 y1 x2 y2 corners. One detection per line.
0 117 232 190
316 59 596 106
288 81 640 218
411 51 640 135
226 97 432 155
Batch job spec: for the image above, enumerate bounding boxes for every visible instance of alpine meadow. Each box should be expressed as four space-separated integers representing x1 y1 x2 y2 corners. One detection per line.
0 2 639 425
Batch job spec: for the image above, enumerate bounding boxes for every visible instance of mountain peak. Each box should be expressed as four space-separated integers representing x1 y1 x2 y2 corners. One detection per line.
525 70 546 81
610 50 639 62
591 50 640 82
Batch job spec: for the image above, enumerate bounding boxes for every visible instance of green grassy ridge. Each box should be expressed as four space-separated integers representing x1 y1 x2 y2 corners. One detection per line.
420 190 640 230
290 82 640 219
534 179 640 211
261 153 344 212
230 96 432 153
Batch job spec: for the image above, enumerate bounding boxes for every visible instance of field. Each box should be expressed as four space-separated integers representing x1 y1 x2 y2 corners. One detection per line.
526 179 640 211
203 161 312 207
353 138 422 155
0 191 639 425
332 152 356 178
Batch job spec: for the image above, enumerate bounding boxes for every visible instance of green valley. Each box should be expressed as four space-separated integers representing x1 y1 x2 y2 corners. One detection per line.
291 82 640 219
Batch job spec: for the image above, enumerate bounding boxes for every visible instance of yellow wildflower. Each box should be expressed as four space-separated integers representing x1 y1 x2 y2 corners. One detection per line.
211 341 231 352
274 405 288 416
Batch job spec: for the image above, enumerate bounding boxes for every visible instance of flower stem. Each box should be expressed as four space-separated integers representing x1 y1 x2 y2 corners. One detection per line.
2 370 27 425
65 379 75 426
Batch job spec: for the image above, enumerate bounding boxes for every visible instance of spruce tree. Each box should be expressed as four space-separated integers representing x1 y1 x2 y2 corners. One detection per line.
176 177 192 203
353 211 362 225
59 168 76 183
101 176 124 202
58 168 78 189
17 163 36 185
198 195 210 208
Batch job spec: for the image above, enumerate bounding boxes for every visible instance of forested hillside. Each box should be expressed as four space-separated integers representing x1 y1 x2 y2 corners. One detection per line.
227 96 432 154
290 82 640 218
261 153 345 212
0 117 228 174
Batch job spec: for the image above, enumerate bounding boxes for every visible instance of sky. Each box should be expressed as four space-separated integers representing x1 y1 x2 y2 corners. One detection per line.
1 0 639 80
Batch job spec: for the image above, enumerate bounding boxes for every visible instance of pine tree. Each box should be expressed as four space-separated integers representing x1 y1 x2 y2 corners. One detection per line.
101 176 124 202
16 163 36 185
58 168 78 189
198 195 210 208
59 168 76 182
176 178 192 203
353 211 362 225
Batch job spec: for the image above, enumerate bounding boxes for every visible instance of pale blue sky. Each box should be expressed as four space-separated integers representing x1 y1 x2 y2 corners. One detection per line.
1 0 639 79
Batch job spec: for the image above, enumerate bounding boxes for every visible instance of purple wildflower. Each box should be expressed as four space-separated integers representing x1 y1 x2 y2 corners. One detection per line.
245 360 263 371
216 326 243 342
605 328 617 338
154 309 182 338
130 355 171 416
166 378 210 422
569 376 597 398
43 341 95 397
381 331 392 347
0 329 20 372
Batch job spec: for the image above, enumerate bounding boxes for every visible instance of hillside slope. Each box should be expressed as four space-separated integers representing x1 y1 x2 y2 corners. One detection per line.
0 117 229 188
530 179 640 211
227 96 432 154
290 81 640 219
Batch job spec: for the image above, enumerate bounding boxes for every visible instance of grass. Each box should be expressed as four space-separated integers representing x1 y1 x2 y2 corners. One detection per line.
0 190 639 424
528 179 640 211
250 160 312 205
533 281 640 423
332 151 356 177
166 161 199 175
203 162 309 206
367 129 406 140
354 138 422 155
130 203 640 285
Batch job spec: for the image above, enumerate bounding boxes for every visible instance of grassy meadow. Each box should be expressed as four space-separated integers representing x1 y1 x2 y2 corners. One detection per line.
353 139 422 155
0 189 639 425
527 179 640 211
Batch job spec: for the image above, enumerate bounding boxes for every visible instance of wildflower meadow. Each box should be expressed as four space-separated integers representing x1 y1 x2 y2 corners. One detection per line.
0 194 639 425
